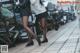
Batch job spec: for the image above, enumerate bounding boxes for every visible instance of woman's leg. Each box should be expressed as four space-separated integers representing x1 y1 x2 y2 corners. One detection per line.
22 16 35 45
40 17 48 43
22 16 41 46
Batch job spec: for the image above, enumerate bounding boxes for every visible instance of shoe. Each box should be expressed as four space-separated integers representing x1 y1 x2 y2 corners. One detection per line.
41 38 48 43
31 36 34 39
36 38 41 46
26 41 34 47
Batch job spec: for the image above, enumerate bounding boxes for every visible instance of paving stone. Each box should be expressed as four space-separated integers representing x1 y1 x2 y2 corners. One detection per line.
8 20 80 53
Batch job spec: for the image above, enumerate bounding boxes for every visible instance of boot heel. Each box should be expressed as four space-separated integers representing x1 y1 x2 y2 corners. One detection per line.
26 41 34 47
37 38 41 46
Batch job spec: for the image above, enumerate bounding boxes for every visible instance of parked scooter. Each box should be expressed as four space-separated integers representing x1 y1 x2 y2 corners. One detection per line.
46 3 60 31
52 10 60 30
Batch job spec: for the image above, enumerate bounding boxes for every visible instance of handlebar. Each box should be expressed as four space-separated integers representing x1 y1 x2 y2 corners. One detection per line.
0 1 13 4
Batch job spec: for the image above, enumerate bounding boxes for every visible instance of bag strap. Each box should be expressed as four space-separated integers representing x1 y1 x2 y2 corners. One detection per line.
39 0 43 5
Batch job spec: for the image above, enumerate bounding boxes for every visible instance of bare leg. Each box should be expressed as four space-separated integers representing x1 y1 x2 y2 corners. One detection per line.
22 16 41 46
22 16 35 42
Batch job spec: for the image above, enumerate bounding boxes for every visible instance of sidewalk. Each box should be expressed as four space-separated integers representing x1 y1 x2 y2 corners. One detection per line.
9 19 80 53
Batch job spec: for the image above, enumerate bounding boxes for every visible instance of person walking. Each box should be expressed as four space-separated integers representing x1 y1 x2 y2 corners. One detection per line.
16 0 41 46
30 0 48 43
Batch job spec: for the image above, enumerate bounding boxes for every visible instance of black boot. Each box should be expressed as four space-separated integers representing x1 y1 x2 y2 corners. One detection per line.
41 38 48 43
36 37 41 46
26 40 34 47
